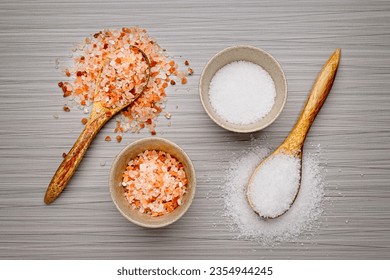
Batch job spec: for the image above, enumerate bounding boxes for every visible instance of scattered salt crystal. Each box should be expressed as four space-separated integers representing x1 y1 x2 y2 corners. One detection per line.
83 108 89 114
164 112 171 119
100 161 106 166
54 58 60 69
209 61 276 125
248 153 301 218
223 140 325 244
52 113 59 119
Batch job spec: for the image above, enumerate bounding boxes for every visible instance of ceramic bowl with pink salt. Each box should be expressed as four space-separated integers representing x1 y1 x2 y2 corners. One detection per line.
199 45 287 133
109 137 196 228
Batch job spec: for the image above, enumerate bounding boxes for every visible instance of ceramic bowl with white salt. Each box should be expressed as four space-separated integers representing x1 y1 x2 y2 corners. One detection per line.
199 45 287 133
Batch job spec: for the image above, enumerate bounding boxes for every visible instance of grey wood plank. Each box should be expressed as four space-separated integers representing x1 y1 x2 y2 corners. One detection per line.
0 0 389 259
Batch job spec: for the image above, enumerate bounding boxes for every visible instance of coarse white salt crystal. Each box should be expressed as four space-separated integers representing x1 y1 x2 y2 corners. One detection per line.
248 153 301 218
223 139 325 244
208 61 276 125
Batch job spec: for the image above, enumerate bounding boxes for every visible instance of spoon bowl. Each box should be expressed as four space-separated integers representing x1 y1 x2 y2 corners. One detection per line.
247 48 341 219
247 151 303 219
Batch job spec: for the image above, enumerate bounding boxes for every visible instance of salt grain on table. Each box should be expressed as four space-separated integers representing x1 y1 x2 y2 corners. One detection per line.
209 61 276 125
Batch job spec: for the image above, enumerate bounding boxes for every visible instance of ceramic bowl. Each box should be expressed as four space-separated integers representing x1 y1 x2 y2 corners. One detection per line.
109 137 196 228
199 45 287 133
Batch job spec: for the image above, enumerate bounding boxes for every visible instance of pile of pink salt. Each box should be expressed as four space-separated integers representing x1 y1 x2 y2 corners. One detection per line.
122 150 187 216
58 27 190 136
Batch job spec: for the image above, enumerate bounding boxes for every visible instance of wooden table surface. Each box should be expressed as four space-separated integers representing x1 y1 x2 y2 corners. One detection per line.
1 0 389 259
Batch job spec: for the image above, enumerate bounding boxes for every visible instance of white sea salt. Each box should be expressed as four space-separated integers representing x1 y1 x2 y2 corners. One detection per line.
208 61 276 125
223 142 324 244
249 154 301 218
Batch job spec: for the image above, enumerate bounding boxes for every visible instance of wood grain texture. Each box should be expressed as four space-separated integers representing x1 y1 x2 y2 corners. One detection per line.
43 107 113 205
0 0 390 259
279 48 341 154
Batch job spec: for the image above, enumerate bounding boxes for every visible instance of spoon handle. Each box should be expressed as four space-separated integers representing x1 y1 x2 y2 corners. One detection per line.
44 112 110 204
279 48 341 154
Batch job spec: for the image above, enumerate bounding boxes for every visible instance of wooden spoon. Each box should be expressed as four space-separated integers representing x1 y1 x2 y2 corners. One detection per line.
246 48 341 219
44 46 150 205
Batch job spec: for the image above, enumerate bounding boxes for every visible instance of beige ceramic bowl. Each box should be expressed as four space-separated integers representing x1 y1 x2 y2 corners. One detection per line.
109 137 196 228
199 45 287 133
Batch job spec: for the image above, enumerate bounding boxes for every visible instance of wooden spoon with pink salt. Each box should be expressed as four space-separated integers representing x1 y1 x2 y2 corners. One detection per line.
246 48 341 219
44 46 150 204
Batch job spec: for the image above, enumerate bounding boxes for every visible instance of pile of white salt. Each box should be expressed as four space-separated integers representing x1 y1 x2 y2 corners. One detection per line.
208 61 276 125
223 141 325 244
249 154 301 218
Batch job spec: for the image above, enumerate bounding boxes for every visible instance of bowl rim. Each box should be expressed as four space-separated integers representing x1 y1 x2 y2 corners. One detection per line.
109 137 197 228
199 44 288 133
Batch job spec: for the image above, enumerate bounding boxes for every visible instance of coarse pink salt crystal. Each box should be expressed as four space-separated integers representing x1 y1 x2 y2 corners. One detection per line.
58 27 190 136
122 150 187 216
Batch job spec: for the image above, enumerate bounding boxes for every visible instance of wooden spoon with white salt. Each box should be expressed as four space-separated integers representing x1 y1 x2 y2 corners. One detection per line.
44 46 150 205
246 48 341 219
